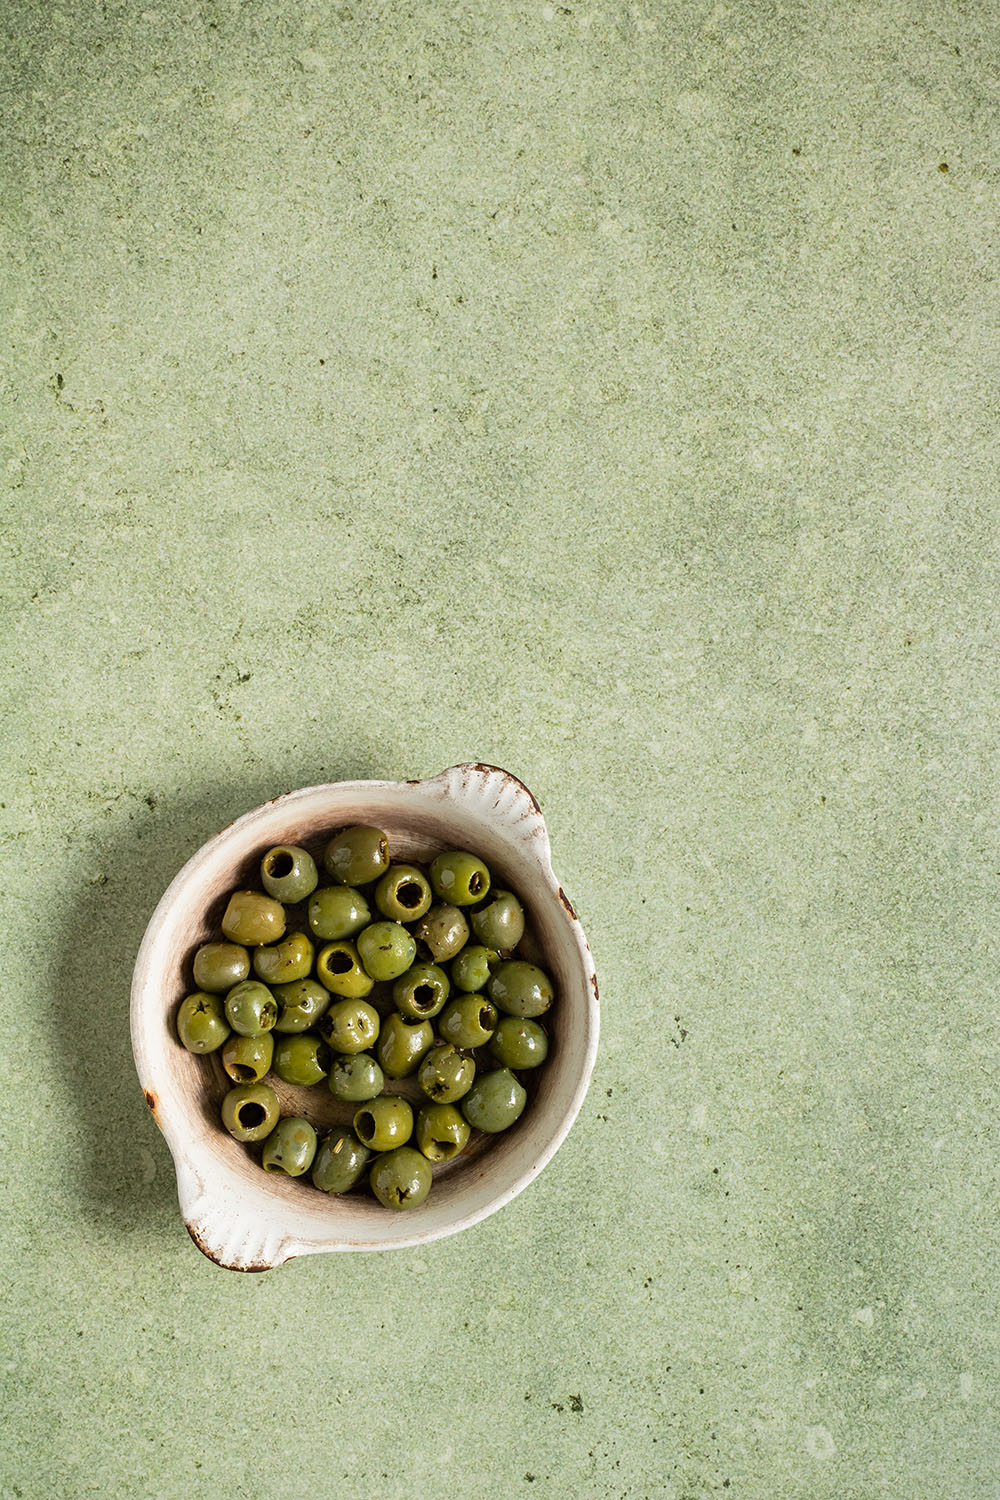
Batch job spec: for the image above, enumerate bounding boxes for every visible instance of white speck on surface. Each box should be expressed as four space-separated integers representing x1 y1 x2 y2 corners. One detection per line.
852 1306 874 1326
806 1425 836 1458
960 1372 974 1400
689 1102 708 1130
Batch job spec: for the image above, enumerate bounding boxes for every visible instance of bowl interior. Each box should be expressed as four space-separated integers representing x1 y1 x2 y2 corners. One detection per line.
132 778 597 1256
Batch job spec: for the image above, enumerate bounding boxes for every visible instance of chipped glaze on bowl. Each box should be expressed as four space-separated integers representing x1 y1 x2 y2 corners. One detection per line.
130 764 600 1269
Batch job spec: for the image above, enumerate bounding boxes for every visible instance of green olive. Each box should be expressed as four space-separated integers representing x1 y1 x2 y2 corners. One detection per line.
438 994 498 1050
353 1095 414 1152
324 825 390 886
429 850 491 907
315 941 374 997
272 978 331 1033
221 889 286 946
487 960 554 1018
261 1116 318 1176
221 1082 280 1142
176 991 230 1053
369 1147 432 1209
461 1068 527 1133
415 1102 471 1162
192 942 250 994
272 1031 332 1086
318 998 380 1054
326 1052 385 1102
414 904 469 962
375 864 433 922
417 1043 475 1103
224 980 278 1036
376 1013 435 1079
489 1016 549 1069
312 1131 371 1193
221 1031 274 1083
308 885 371 941
470 889 526 953
253 931 315 986
259 845 319 904
392 962 450 1020
449 944 499 994
356 922 416 982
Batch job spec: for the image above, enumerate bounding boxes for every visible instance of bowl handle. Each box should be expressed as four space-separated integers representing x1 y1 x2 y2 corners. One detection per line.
423 763 555 876
175 1155 294 1272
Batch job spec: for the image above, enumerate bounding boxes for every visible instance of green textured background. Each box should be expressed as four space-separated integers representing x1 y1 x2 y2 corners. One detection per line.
3 1 999 1496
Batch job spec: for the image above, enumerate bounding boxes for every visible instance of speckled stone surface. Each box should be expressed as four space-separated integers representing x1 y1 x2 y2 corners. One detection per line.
3 1 999 1495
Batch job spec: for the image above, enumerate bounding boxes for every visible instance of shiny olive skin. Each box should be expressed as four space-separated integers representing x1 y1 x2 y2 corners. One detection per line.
221 889 286 946
461 1068 527 1133
308 885 371 941
260 845 319 904
192 941 250 994
273 1031 331 1086
353 1095 414 1152
253 931 315 986
221 1082 280 1142
414 904 470 962
315 941 374 997
450 944 499 994
418 1043 475 1103
392 962 450 1020
312 1131 371 1193
415 1102 471 1162
369 1146 432 1210
272 978 331 1033
224 980 278 1036
356 921 416 982
262 1116 318 1176
176 991 231 1053
327 1051 385 1102
376 1013 435 1079
324 825 391 886
221 1031 274 1083
489 1016 549 1069
470 889 526 953
318 998 380 1054
429 850 491 907
438 994 498 1050
374 864 433 922
487 960 554 1018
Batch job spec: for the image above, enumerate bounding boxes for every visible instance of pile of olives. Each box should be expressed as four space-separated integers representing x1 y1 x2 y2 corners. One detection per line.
174 825 554 1210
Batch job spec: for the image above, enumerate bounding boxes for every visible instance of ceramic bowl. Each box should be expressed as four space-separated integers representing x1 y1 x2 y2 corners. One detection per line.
130 763 599 1269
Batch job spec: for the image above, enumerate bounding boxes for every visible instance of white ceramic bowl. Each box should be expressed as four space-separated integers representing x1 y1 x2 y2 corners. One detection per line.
131 764 599 1269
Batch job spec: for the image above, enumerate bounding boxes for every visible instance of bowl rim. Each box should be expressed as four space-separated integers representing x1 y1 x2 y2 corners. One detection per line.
131 763 600 1266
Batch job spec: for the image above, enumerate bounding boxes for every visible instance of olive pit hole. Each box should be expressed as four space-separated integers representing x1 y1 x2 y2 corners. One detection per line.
266 850 294 877
413 985 435 1010
328 951 353 974
468 872 485 895
357 1111 375 1140
479 1006 493 1028
397 882 423 908
237 1101 267 1128
231 1064 255 1082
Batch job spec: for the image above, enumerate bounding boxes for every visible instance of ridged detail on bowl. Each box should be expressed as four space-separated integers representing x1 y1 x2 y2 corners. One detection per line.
427 763 553 873
176 1162 294 1272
